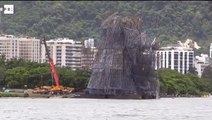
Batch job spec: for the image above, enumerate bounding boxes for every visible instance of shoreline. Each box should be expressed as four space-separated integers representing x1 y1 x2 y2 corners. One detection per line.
0 96 210 99
0 92 211 99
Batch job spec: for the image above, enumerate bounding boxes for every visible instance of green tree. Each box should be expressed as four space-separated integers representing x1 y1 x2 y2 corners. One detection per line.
0 1 211 53
5 67 29 88
158 68 210 96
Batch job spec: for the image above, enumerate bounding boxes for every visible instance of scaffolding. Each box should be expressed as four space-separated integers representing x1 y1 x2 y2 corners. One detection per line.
87 13 159 99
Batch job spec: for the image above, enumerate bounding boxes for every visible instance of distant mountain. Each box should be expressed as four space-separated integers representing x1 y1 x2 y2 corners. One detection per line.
0 1 211 53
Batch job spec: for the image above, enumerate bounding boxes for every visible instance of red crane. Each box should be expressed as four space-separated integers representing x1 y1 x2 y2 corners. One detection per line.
32 37 75 95
43 37 60 88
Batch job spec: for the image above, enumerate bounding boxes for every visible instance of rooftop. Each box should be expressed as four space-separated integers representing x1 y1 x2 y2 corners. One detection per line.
47 38 82 44
159 46 193 51
0 34 37 40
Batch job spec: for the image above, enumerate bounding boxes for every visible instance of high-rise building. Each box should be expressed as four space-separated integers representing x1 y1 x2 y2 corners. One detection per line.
155 46 194 74
0 34 40 62
41 38 82 70
84 38 95 48
194 54 209 77
81 38 98 69
81 47 98 69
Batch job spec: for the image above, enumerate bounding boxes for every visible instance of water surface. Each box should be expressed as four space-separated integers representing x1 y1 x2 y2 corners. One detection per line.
0 97 212 120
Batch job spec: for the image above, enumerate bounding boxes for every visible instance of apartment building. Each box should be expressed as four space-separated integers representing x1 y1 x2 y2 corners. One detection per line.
41 38 82 70
156 46 194 74
81 38 98 69
194 54 210 77
84 38 95 48
0 34 40 62
81 47 98 69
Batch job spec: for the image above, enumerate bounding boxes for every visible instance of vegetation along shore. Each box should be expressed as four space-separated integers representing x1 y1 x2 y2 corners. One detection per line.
1 56 212 98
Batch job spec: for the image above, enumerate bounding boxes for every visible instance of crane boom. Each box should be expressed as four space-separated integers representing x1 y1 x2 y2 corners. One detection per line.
43 37 60 87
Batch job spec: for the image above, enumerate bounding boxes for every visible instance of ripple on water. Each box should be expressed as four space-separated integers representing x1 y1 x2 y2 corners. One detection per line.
0 98 212 120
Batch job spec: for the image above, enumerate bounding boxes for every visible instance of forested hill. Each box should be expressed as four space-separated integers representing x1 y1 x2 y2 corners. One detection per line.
0 1 212 52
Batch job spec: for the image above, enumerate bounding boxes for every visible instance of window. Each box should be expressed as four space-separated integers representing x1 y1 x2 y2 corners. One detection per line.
168 52 171 68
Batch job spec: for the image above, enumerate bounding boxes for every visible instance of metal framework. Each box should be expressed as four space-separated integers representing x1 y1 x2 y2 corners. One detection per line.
87 13 159 99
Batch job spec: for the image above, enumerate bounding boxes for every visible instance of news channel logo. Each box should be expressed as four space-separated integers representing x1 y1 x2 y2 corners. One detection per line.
0 4 14 14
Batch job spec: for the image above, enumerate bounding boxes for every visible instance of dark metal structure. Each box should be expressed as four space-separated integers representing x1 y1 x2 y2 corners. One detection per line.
86 13 159 99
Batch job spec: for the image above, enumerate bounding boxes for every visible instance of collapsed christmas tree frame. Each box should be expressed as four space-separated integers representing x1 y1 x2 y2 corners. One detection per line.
87 13 160 99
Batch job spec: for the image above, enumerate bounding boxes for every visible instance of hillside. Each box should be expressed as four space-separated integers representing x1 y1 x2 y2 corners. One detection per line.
0 1 211 53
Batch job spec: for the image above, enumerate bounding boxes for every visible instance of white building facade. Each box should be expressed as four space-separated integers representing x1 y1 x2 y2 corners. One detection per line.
194 54 210 77
81 38 98 69
41 38 82 70
84 38 95 48
156 46 194 74
0 34 40 62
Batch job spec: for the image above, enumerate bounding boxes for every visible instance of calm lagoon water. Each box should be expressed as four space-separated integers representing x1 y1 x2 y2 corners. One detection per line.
0 97 212 120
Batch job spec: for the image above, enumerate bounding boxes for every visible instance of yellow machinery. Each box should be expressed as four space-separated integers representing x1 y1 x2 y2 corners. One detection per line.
32 37 75 95
32 85 75 95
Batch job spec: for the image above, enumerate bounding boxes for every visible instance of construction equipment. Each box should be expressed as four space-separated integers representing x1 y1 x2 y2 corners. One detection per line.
42 37 60 88
32 37 74 95
32 86 74 95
